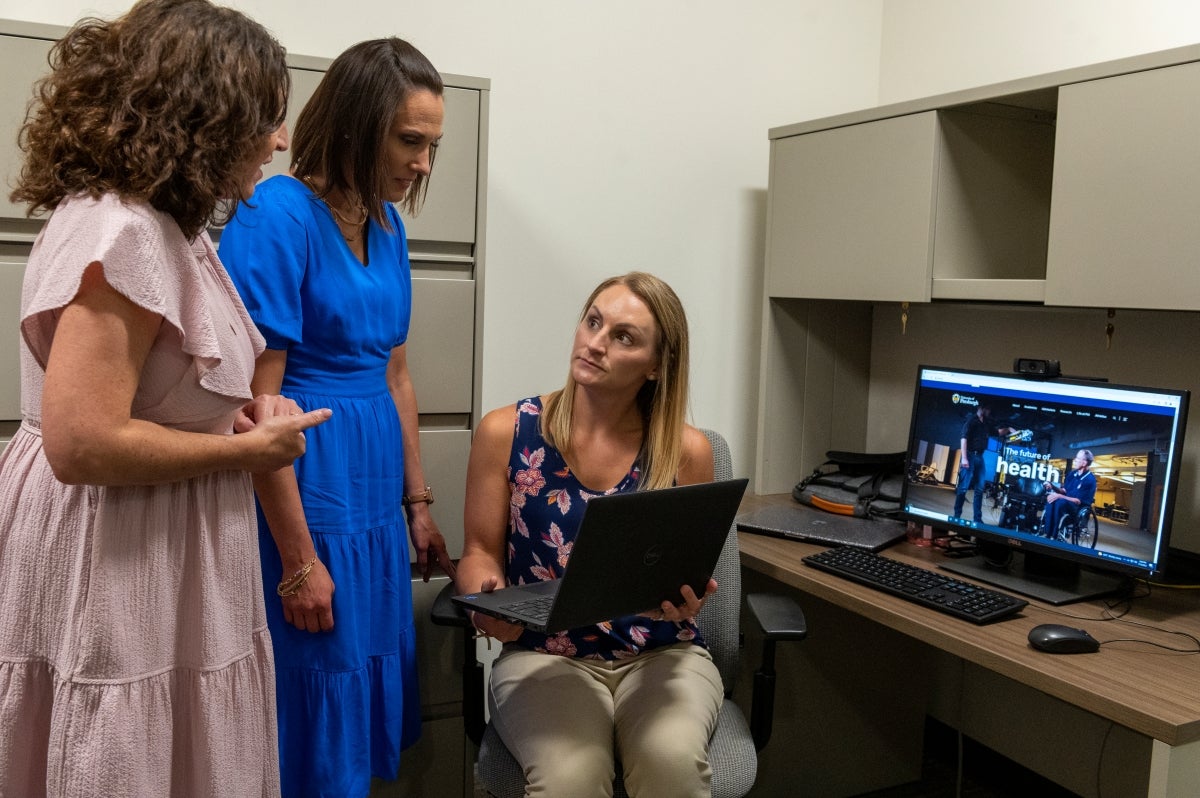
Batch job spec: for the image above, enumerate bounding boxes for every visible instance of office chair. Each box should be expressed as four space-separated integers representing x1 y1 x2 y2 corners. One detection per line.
432 429 808 798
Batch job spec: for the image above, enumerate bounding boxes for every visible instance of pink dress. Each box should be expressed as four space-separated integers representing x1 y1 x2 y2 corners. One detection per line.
0 194 280 797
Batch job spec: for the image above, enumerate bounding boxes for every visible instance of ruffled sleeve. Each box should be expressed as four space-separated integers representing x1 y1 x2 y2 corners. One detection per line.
20 192 263 401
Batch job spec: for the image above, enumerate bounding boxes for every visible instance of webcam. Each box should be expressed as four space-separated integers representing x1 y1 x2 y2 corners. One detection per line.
1013 358 1061 378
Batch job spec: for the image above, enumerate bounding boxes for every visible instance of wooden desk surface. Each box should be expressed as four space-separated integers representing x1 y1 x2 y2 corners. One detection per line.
738 494 1200 747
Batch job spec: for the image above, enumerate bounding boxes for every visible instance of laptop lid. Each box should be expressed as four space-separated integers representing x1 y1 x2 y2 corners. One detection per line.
736 502 906 552
453 478 749 633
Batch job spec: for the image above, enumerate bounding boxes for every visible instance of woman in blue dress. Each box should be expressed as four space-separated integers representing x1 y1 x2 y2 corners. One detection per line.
218 38 455 798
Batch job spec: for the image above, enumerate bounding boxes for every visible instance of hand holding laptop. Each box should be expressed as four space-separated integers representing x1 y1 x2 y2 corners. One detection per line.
644 579 717 623
466 576 525 643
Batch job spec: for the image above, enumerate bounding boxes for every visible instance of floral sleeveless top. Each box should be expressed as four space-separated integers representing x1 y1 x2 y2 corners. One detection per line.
506 397 706 659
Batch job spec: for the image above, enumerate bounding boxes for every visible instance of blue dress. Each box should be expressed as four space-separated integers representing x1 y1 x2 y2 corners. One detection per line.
219 175 419 797
506 397 706 658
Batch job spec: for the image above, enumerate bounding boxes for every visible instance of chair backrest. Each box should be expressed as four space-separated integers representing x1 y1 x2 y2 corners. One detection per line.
698 428 741 694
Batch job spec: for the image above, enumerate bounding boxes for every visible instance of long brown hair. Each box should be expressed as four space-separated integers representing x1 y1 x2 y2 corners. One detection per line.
542 272 692 490
290 38 443 229
10 0 289 239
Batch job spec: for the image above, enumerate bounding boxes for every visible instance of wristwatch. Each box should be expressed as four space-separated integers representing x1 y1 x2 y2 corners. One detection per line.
402 485 435 507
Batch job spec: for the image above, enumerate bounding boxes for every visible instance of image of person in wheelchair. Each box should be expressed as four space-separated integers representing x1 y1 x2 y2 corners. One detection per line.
1041 449 1097 541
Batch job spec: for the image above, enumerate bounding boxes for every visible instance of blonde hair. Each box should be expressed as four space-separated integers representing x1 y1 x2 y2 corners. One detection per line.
542 272 690 490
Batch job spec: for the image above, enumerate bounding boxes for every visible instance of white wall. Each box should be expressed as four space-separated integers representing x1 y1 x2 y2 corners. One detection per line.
879 0 1200 103
0 0 884 480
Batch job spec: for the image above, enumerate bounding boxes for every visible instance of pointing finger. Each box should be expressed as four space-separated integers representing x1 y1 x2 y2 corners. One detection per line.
292 408 333 430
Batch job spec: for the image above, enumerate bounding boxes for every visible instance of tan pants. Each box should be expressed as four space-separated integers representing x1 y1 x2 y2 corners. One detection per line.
488 642 724 798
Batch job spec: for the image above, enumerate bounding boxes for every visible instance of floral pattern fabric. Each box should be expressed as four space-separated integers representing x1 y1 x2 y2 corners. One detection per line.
506 397 706 659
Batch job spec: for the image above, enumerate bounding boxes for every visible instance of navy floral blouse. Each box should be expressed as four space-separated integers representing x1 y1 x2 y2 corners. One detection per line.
505 397 707 659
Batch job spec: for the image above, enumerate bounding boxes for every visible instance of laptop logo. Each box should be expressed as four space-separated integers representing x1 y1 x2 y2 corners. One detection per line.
643 544 664 567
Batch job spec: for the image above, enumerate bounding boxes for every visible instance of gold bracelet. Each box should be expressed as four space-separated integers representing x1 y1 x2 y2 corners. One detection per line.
402 485 434 507
277 557 318 597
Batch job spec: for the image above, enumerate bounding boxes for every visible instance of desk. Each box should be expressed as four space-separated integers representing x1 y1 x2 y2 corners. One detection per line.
737 493 1200 798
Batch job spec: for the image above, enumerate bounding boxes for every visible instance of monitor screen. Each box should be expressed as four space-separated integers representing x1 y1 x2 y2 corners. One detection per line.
900 365 1189 604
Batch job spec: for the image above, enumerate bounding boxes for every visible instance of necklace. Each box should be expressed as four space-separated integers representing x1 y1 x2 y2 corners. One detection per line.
302 176 367 242
327 200 368 229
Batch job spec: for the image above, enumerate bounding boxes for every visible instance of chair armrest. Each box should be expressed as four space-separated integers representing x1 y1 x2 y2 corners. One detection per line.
431 581 471 627
746 592 807 641
744 592 807 752
429 581 487 745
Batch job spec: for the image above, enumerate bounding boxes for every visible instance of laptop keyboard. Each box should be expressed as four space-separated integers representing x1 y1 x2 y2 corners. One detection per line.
802 546 1027 624
500 594 555 623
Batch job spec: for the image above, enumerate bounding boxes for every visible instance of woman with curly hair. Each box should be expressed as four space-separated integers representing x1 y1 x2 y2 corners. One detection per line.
0 1 330 795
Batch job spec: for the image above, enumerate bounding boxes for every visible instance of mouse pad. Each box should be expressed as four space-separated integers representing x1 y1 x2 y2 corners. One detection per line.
736 503 906 552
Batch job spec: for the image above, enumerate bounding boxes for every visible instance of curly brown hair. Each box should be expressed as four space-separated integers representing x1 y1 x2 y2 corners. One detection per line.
9 0 289 239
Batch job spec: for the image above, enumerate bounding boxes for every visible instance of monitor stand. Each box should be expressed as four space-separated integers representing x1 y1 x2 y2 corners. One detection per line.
939 549 1127 606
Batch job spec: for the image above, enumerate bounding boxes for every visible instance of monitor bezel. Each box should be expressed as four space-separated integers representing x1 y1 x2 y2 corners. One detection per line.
900 364 1190 583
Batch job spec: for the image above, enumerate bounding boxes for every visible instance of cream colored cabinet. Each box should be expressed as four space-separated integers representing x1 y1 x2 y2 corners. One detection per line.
766 112 938 303
1046 61 1200 310
0 259 24 420
0 34 52 223
767 102 1055 305
405 86 479 245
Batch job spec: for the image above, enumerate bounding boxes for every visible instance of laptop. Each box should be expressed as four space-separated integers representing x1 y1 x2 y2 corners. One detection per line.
452 478 749 633
736 502 905 552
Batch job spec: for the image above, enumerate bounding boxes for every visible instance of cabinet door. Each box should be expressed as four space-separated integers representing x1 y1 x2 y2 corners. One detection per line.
0 259 24 420
0 35 53 222
766 112 938 302
410 430 471 560
407 276 475 413
401 86 479 245
1047 62 1200 310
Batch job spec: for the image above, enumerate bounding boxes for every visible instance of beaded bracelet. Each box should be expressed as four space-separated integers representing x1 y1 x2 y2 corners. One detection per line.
277 556 318 597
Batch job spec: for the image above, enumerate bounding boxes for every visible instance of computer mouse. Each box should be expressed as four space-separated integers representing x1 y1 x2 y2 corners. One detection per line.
1027 623 1100 654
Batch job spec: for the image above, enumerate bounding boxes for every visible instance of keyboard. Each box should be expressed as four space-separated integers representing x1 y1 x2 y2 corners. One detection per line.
500 595 554 624
802 546 1028 623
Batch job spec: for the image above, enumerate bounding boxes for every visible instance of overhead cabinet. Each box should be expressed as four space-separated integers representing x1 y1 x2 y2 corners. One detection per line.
767 46 1200 310
766 112 939 303
1046 60 1200 310
767 99 1055 305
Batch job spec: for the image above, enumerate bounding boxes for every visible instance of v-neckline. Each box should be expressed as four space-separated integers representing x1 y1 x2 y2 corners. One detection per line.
296 175 370 267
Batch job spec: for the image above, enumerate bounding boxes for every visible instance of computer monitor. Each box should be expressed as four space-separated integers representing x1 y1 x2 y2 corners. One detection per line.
900 365 1189 605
